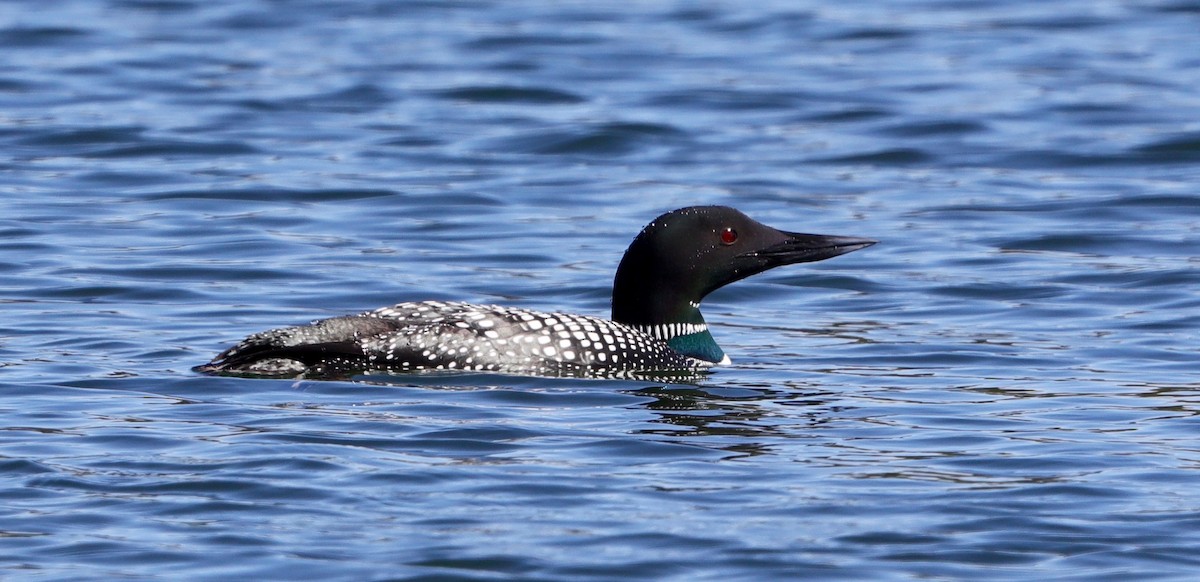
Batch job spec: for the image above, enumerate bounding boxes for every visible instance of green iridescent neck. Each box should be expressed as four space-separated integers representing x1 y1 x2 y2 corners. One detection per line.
666 328 726 364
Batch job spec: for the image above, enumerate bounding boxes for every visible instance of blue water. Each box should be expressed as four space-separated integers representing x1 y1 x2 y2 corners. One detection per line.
3 0 1200 579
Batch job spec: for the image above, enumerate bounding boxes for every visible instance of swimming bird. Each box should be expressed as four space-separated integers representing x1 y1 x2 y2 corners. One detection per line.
195 206 875 380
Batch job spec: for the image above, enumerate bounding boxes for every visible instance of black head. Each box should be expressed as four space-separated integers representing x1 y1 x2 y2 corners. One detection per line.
611 206 875 326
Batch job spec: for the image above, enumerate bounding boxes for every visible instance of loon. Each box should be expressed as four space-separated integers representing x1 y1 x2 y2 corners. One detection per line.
195 206 875 380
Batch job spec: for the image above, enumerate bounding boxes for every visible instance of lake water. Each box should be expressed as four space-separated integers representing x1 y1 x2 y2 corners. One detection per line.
3 0 1200 579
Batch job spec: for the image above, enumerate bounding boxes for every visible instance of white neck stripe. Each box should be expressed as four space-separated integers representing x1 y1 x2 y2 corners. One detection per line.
633 323 708 340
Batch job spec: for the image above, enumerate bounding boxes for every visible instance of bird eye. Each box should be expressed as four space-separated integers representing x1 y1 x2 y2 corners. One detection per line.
720 227 738 245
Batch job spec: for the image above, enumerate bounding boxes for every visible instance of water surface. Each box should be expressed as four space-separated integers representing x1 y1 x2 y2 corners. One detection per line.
2 0 1199 580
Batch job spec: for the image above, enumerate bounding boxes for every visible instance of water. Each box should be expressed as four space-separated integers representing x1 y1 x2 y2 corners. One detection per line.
3 0 1200 579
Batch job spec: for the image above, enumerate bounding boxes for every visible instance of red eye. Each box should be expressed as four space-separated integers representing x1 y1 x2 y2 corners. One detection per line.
720 227 738 245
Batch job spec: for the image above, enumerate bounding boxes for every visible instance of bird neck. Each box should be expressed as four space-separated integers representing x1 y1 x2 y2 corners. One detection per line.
612 285 726 365
610 234 726 364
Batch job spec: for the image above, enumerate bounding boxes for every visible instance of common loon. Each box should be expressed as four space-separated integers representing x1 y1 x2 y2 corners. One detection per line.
195 206 875 380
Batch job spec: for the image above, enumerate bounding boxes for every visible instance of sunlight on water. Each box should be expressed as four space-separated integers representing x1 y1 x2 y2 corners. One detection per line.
1 0 1199 580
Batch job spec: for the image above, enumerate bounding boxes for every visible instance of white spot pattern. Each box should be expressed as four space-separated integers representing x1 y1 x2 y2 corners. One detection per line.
205 300 719 379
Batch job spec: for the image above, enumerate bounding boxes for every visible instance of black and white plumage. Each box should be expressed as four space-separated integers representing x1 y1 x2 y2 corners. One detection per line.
195 206 875 380
201 300 712 379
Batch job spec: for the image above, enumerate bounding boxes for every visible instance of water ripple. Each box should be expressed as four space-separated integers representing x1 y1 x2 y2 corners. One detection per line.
1 0 1199 580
